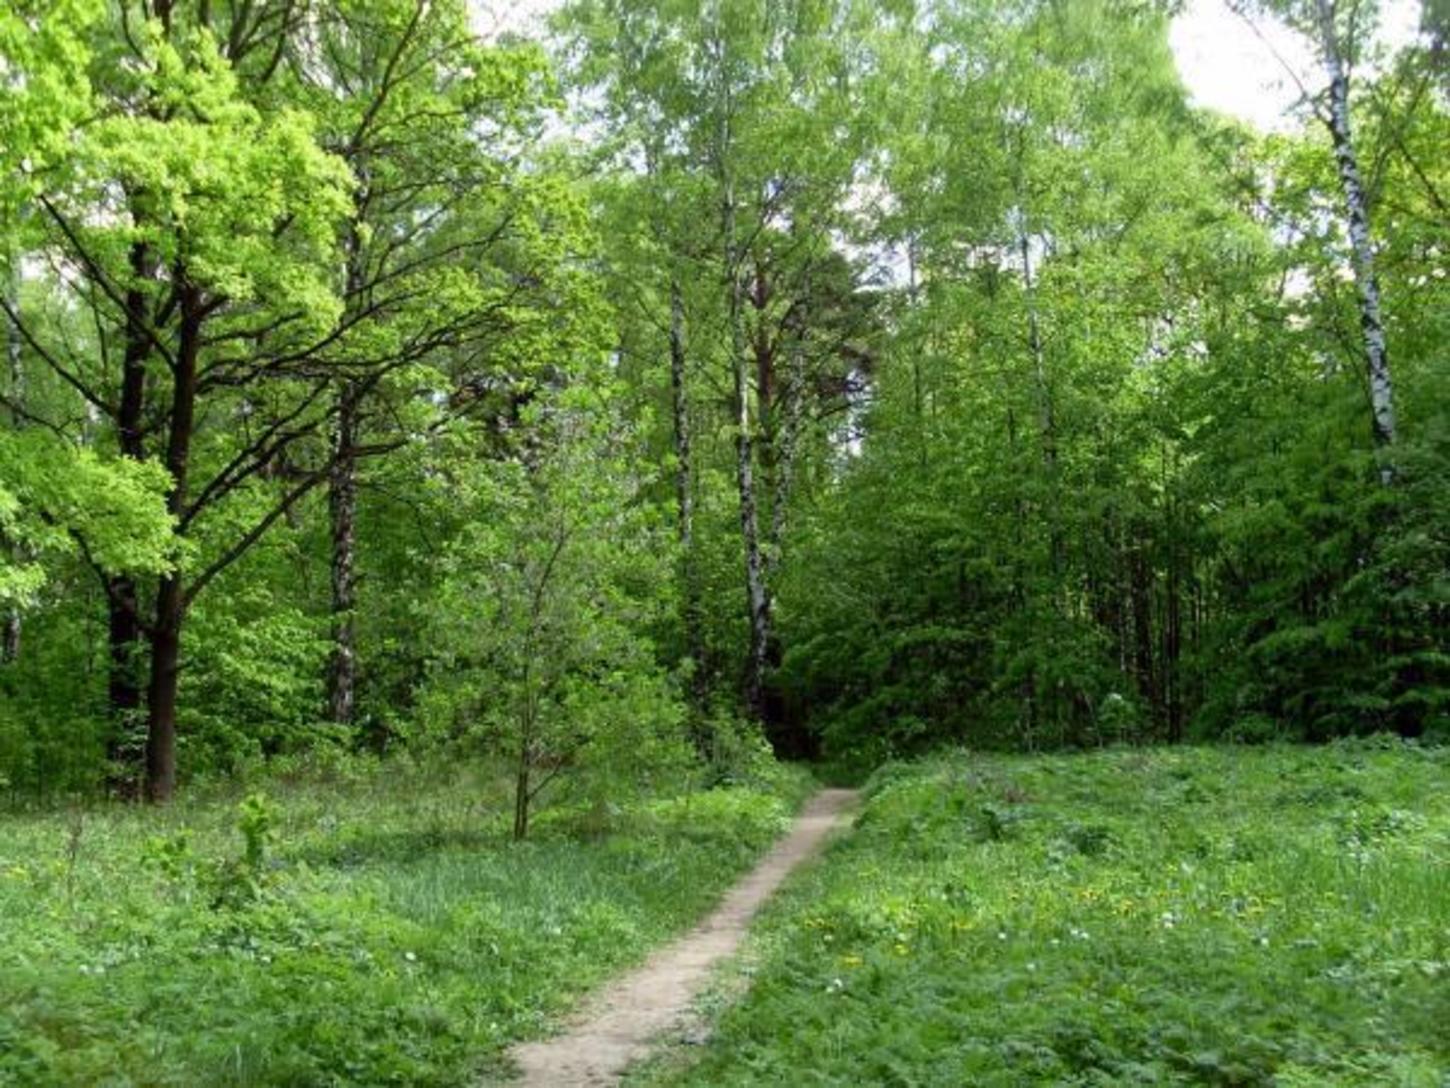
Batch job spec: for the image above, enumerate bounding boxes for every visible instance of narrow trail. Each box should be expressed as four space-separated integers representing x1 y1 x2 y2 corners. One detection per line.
503 788 860 1087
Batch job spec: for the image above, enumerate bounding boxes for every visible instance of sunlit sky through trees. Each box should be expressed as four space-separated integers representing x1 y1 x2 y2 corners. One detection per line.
472 0 1424 133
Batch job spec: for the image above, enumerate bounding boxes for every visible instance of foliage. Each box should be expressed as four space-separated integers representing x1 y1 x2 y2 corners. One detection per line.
0 430 176 607
418 392 688 838
0 0 1444 831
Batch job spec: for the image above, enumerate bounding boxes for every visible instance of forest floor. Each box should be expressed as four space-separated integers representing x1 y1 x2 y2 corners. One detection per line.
628 742 1450 1086
2 743 1445 1086
0 761 814 1086
504 788 858 1086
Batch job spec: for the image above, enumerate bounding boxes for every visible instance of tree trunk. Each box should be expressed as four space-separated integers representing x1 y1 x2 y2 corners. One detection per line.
1018 222 1063 585
732 271 771 724
3 253 23 663
109 240 153 773
513 747 531 841
668 279 708 737
144 574 183 804
1129 528 1156 726
767 283 805 579
717 108 771 726
107 584 145 793
143 286 201 803
1318 2 1396 482
327 385 359 725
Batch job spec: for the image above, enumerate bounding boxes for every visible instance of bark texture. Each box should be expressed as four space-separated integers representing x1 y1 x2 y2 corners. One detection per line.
143 285 203 803
725 188 771 725
3 254 22 663
327 387 359 725
108 239 154 785
668 279 707 727
1318 1 1396 482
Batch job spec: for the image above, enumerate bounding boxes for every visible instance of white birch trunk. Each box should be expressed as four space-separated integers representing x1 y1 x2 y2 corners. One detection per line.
1317 0 1396 483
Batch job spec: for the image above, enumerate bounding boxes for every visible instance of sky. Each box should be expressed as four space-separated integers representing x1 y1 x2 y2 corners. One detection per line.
471 0 1425 134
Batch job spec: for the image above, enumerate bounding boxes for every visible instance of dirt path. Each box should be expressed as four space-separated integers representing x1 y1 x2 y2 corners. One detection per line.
503 788 859 1087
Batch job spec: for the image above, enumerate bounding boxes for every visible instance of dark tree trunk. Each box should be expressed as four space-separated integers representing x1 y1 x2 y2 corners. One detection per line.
1165 549 1183 742
144 574 183 804
106 584 145 792
327 386 359 725
109 241 153 769
143 286 202 804
3 253 22 663
1129 528 1156 727
513 749 531 841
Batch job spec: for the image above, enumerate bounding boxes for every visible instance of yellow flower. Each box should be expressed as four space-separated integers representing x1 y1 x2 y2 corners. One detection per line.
841 954 864 967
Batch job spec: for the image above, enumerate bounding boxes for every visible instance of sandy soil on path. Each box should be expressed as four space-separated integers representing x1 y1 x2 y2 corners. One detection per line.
501 787 860 1087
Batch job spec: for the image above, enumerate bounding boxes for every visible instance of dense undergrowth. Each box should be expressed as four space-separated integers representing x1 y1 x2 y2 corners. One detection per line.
638 742 1450 1087
0 759 812 1086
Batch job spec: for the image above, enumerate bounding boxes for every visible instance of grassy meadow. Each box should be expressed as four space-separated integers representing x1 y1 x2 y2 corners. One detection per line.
635 742 1450 1087
0 761 811 1086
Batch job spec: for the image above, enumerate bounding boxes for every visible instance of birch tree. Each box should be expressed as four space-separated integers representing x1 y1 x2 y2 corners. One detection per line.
1233 0 1398 480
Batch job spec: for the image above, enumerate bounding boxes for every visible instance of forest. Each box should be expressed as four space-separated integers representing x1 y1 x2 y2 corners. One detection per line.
0 0 1446 1085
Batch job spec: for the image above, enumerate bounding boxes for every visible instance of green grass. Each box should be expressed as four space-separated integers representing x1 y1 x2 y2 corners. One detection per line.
636 742 1450 1087
0 761 813 1086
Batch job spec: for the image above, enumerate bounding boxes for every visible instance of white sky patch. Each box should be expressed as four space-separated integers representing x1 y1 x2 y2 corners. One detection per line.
1171 0 1423 133
471 0 552 40
477 0 1426 134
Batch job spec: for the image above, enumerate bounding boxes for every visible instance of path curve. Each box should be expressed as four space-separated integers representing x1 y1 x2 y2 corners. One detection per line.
504 788 859 1087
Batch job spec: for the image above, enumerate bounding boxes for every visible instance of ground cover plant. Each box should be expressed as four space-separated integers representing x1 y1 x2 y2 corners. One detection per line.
0 759 812 1086
637 742 1450 1087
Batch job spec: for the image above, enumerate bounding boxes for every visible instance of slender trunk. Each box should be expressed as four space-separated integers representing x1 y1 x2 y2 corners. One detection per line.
514 675 535 841
1018 224 1062 583
769 334 803 567
752 262 782 580
908 241 928 470
327 385 358 725
1165 545 1183 741
3 253 23 663
1130 528 1155 726
1163 448 1183 742
327 210 368 725
143 286 202 803
718 108 770 725
513 744 530 841
668 279 707 731
732 266 770 724
1318 3 1396 482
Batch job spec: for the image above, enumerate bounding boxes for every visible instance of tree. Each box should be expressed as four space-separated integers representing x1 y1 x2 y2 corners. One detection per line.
1232 0 1398 480
558 0 880 752
420 391 686 840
